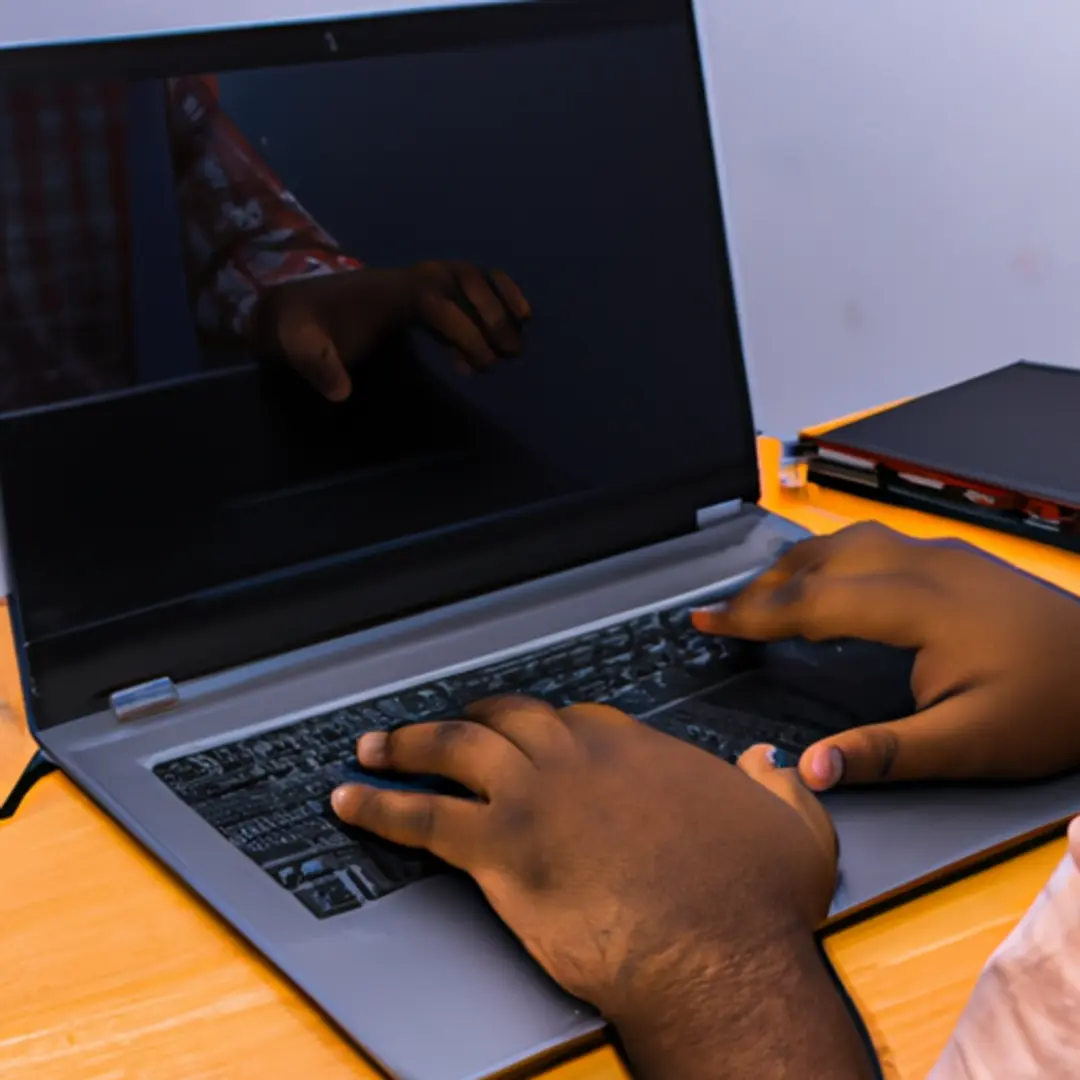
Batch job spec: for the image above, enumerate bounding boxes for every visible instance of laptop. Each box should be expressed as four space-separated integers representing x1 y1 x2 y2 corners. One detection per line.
2 2 1079 1078
796 361 1080 554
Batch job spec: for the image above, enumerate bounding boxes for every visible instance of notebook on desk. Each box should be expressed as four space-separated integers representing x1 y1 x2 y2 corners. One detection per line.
2 6 1080 1080
796 361 1080 552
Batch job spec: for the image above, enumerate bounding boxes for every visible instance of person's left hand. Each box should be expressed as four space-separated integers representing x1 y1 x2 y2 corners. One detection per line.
259 261 531 401
330 697 836 1022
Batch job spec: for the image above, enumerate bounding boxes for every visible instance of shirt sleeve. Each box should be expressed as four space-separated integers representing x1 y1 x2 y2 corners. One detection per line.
164 74 364 340
928 815 1080 1080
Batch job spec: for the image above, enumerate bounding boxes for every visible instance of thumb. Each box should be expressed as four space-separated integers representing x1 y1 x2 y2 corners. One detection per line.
798 693 990 791
278 315 352 402
738 743 839 878
738 743 819 825
737 742 802 784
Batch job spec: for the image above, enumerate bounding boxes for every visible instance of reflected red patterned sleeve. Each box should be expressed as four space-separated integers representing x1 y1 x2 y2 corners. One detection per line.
164 74 363 339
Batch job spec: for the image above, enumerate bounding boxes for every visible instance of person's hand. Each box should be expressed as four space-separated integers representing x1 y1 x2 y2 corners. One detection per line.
331 697 835 1022
260 261 531 401
692 522 1080 792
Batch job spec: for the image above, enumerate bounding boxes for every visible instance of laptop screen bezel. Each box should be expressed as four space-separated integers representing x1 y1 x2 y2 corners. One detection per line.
0 0 762 731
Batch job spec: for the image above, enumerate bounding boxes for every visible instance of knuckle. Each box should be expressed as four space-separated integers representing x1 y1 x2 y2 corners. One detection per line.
415 258 444 280
376 790 436 843
723 596 767 636
848 520 891 543
404 800 437 845
493 794 537 836
841 521 898 558
456 263 485 288
579 728 626 767
431 718 474 748
793 574 830 638
482 694 554 721
855 726 901 780
564 702 634 726
396 719 477 771
415 290 443 320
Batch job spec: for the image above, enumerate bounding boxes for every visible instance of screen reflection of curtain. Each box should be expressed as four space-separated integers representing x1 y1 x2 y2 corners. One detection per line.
127 79 199 385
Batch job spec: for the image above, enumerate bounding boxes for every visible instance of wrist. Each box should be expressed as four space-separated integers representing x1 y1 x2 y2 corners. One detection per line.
606 928 873 1080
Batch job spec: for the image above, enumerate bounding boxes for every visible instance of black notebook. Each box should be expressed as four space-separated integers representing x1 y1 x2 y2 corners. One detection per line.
797 360 1080 553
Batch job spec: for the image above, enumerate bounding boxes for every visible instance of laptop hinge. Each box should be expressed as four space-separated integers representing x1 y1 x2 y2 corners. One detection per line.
110 677 180 723
695 497 744 529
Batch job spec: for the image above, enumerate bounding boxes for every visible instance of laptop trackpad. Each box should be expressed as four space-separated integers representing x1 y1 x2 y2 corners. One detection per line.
826 774 1080 917
757 637 917 728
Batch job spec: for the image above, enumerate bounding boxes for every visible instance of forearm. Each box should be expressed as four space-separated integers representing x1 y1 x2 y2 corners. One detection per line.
609 932 874 1080
165 75 362 339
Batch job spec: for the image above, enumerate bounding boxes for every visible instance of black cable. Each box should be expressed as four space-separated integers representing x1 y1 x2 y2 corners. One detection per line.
0 748 58 821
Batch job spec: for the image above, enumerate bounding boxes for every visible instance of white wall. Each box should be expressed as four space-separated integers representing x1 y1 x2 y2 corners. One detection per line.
698 0 1080 435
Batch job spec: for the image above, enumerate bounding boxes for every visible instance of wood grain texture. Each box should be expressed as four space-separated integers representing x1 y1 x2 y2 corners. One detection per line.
0 436 1072 1079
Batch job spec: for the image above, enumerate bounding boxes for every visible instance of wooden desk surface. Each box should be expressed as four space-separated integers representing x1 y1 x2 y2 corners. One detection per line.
0 435 1074 1080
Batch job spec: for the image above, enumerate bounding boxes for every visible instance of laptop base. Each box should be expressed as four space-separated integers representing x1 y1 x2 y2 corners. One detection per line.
39 507 1080 1079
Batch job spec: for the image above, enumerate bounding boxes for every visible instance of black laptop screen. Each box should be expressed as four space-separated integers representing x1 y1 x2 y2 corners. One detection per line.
0 0 758 724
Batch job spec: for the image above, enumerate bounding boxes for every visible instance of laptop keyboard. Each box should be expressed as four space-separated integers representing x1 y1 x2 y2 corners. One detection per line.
154 600 843 919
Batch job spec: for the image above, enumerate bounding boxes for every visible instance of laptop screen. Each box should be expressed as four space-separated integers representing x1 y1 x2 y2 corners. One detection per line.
0 0 758 723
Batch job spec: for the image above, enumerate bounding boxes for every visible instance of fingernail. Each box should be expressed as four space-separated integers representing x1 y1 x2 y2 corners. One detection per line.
768 747 798 770
322 374 352 402
357 732 388 767
810 747 845 788
694 601 729 615
691 603 728 632
330 785 354 815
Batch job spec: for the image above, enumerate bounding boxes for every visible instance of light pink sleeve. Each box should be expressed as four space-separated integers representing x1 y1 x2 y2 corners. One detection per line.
929 816 1080 1080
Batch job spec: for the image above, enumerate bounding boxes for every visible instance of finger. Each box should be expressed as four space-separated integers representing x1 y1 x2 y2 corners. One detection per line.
737 742 801 783
797 690 999 791
453 264 523 357
687 536 842 636
355 720 525 798
330 785 483 868
737 743 823 822
558 702 637 729
452 349 474 377
714 524 914 603
487 269 532 322
691 571 935 647
464 695 573 759
277 317 352 402
419 293 498 370
739 744 840 867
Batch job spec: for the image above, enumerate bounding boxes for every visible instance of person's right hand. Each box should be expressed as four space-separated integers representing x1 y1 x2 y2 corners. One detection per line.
691 522 1080 792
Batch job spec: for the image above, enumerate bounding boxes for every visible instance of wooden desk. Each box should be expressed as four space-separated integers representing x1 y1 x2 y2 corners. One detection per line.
0 436 1073 1080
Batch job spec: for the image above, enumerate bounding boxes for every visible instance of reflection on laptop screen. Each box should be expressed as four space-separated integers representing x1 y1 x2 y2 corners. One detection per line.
0 0 754 652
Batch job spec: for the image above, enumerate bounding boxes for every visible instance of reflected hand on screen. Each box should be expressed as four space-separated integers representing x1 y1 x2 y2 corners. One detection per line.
259 260 531 401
